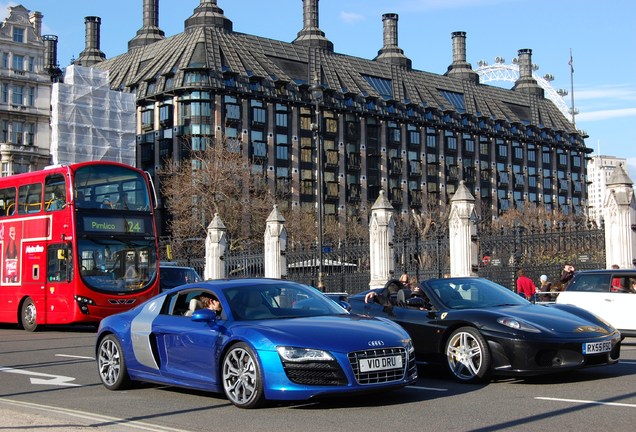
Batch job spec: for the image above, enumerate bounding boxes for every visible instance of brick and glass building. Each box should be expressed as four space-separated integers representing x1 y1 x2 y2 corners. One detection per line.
76 0 590 234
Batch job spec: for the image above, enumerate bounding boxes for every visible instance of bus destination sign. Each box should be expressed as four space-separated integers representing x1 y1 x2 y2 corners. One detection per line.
82 216 146 234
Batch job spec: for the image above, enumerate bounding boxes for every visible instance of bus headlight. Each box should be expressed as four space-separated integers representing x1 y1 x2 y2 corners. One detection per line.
74 295 96 314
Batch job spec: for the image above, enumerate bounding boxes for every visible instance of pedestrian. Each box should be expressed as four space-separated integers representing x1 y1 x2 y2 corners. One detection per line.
560 263 575 290
536 274 552 302
516 269 536 301
610 264 623 292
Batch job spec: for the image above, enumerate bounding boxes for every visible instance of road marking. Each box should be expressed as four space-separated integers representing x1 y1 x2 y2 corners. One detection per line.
536 397 636 408
0 366 79 386
0 398 187 432
55 354 95 360
409 385 448 392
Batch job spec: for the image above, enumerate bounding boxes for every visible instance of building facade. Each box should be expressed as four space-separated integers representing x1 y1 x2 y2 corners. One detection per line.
587 154 627 226
82 0 589 235
0 5 57 176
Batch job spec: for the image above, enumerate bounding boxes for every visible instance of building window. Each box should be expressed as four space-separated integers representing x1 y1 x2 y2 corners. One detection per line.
2 53 8 69
12 85 23 105
11 122 23 144
408 124 420 146
28 56 34 72
252 106 266 125
159 104 172 125
275 104 288 128
141 109 153 129
28 87 35 106
497 141 507 158
224 95 241 123
12 55 24 71
25 123 34 145
426 128 437 149
251 139 267 159
445 130 457 151
1 120 8 142
1 83 7 103
13 28 24 43
276 134 288 160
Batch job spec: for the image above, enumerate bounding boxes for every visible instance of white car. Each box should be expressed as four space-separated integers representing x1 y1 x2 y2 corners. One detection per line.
556 269 636 337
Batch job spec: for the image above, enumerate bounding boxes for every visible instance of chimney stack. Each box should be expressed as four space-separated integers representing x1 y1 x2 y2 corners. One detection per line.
29 11 43 37
512 49 544 97
75 17 106 66
43 35 63 82
293 0 333 51
444 31 479 84
128 0 165 49
75 16 106 66
374 13 411 69
184 0 232 32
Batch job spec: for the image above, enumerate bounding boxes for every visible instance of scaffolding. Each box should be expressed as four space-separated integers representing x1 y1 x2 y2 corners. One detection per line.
50 65 136 166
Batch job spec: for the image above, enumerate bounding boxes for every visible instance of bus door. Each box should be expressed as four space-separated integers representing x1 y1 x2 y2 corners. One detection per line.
46 243 74 321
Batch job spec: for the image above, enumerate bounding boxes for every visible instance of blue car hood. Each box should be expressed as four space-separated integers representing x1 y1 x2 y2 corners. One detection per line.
239 314 409 352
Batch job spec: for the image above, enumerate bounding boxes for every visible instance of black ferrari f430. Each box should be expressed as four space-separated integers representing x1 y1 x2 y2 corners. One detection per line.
349 277 621 383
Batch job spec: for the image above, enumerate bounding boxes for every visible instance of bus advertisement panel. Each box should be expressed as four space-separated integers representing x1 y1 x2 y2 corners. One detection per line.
0 162 159 331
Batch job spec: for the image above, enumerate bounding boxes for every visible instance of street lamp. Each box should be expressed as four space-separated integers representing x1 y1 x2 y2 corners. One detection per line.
310 74 325 291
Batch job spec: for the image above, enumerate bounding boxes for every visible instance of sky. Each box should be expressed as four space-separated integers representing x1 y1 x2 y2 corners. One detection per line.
3 0 636 177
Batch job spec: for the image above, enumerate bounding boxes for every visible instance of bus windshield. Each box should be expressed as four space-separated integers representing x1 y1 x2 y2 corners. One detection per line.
78 237 157 293
74 164 150 210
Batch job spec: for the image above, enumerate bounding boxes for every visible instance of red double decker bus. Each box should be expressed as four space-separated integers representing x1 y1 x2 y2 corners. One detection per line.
0 161 160 331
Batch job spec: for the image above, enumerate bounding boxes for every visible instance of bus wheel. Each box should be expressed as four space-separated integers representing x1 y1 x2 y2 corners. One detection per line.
20 298 38 332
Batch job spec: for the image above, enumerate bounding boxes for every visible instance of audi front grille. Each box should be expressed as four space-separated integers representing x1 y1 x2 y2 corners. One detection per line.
348 347 410 385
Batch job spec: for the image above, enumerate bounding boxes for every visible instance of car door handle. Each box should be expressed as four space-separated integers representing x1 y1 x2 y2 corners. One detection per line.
603 298 614 302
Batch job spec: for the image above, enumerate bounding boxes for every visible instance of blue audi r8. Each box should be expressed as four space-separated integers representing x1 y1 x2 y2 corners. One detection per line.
349 277 621 383
96 279 417 408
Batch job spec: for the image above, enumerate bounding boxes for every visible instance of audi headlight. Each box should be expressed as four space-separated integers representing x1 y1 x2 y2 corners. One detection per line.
276 347 334 362
497 317 541 333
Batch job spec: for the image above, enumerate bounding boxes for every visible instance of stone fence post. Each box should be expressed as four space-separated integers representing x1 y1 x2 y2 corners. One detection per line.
603 164 636 269
204 213 227 280
264 205 287 279
449 181 478 277
369 190 396 288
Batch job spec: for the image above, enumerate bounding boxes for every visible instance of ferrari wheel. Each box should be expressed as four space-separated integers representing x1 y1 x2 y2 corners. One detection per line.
445 326 491 383
20 298 38 332
222 342 265 409
97 334 131 390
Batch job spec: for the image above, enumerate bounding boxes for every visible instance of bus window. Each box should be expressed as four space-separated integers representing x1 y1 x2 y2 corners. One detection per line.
47 244 73 282
45 174 66 211
0 187 16 217
18 183 42 215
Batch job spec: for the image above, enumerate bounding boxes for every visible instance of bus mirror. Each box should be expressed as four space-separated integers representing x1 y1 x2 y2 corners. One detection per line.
57 249 65 260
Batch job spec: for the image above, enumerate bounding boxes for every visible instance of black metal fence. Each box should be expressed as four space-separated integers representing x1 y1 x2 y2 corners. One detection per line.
285 242 370 294
394 231 450 282
165 223 604 294
476 224 606 290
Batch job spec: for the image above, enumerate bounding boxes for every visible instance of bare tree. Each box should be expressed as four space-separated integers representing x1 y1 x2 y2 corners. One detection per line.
159 140 274 259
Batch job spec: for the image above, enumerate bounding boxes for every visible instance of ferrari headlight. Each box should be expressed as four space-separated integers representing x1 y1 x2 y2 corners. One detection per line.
497 317 541 333
276 346 334 362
